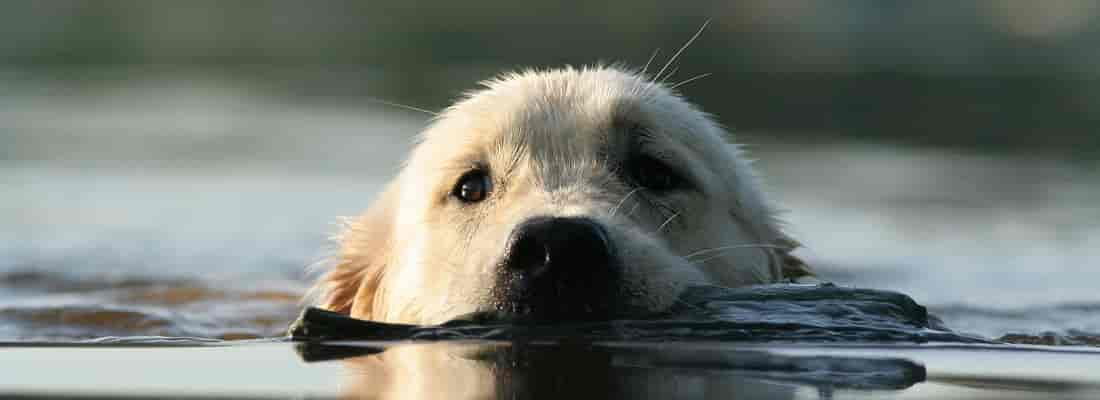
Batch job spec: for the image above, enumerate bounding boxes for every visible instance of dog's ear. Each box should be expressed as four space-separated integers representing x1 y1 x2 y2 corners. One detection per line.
775 236 814 282
316 183 400 318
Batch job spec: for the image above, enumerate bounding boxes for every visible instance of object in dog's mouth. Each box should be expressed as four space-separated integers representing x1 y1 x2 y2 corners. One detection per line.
289 284 986 345
311 66 813 325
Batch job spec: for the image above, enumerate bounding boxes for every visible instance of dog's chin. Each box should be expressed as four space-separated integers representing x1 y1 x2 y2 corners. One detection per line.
486 290 636 324
386 267 694 326
451 274 676 325
483 260 627 323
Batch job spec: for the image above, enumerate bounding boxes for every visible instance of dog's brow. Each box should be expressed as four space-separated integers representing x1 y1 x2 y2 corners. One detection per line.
440 157 480 173
497 136 528 178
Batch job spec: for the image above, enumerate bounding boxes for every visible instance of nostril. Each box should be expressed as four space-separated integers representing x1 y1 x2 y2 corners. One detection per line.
549 218 612 268
505 229 551 274
562 218 613 266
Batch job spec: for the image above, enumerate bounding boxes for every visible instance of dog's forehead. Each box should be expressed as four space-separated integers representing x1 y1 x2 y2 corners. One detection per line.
455 68 651 145
427 68 708 152
412 67 731 183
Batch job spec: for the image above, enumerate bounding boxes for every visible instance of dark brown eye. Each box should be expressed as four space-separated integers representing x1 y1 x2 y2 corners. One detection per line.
631 155 684 192
452 170 493 203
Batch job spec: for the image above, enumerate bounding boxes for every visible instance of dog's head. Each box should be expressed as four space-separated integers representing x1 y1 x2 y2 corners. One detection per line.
315 66 808 324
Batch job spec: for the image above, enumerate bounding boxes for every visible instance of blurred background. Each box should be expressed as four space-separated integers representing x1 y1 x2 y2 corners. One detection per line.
1 1 1098 341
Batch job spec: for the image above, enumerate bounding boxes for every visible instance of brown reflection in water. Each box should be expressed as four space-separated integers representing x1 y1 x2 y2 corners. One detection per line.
299 342 925 400
2 307 173 331
0 270 304 339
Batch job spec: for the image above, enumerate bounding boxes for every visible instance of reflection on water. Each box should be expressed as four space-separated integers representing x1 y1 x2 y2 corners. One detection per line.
298 340 1100 400
4 339 1100 399
308 342 923 399
1 75 1099 342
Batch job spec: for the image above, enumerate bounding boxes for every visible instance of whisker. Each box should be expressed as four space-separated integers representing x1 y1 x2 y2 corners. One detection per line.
659 66 680 84
640 48 662 77
692 251 730 265
669 73 712 90
654 19 711 83
685 282 737 291
672 297 709 313
747 258 773 283
609 188 641 217
683 243 785 260
366 97 439 116
689 256 773 284
655 211 680 233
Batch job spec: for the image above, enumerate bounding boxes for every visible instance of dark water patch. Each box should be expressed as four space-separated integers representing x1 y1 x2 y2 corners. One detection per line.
290 284 991 344
999 331 1100 347
0 305 195 340
1 306 173 331
592 347 926 390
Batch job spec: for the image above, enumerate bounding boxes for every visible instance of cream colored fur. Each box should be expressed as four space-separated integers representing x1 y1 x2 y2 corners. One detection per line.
314 66 808 324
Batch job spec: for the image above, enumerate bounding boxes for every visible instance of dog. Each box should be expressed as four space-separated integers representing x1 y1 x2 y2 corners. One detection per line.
313 66 810 325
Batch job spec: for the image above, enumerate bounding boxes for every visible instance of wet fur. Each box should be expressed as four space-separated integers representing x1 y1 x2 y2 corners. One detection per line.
313 66 810 324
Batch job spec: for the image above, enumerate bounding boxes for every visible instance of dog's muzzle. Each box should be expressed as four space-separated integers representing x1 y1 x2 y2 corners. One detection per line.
492 216 623 321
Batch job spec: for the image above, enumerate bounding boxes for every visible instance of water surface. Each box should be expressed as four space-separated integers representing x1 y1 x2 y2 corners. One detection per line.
4 340 1100 399
2 75 1098 343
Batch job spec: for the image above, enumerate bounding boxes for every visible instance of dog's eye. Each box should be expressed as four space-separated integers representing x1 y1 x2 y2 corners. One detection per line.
632 155 685 192
453 170 493 203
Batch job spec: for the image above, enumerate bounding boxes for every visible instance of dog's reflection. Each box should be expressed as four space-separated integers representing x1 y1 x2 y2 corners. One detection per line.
301 342 924 400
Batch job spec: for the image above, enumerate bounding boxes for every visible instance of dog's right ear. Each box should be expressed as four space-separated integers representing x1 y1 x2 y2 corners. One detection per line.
775 236 815 283
315 183 400 318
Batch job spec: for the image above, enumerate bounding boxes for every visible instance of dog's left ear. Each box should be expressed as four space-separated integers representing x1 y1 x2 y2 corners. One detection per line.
775 236 813 282
314 182 400 318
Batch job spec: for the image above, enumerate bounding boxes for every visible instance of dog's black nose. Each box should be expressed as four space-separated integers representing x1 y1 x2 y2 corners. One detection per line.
496 216 621 320
504 216 613 275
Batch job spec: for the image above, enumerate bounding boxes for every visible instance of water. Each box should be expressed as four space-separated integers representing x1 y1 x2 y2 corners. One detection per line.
2 74 1099 343
762 145 1100 341
4 341 1100 398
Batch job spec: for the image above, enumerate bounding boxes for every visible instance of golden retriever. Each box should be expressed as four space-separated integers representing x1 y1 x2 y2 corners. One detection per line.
313 66 809 325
